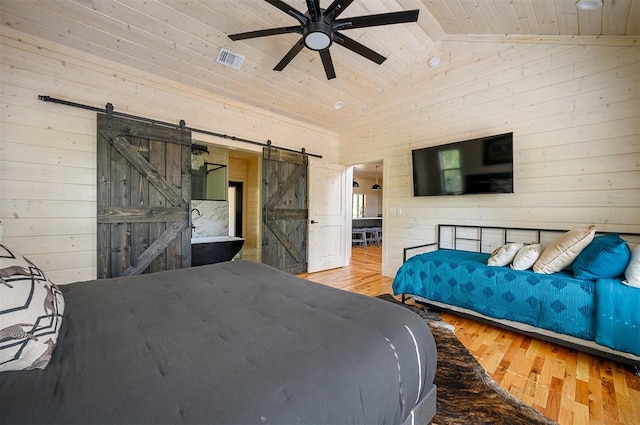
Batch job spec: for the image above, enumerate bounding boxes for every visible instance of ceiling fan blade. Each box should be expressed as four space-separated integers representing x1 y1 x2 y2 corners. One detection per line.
274 37 305 71
324 0 355 21
319 49 336 80
334 32 386 64
229 25 302 41
265 0 309 25
306 0 321 21
334 9 419 30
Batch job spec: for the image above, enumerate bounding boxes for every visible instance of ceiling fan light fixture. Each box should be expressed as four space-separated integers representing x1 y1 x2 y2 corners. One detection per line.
304 21 332 50
305 32 331 50
576 0 603 10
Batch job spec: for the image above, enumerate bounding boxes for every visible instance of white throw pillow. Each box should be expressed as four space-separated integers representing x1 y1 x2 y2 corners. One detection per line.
0 244 65 372
623 245 640 288
533 226 596 274
488 242 524 267
511 244 541 271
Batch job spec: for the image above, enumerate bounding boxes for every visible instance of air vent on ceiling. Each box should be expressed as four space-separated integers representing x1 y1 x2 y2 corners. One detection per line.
216 48 244 70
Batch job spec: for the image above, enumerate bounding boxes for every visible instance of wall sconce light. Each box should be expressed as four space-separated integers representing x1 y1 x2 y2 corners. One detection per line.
353 180 360 188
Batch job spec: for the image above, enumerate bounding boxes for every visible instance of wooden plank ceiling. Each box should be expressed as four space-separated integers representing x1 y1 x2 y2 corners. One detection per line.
1 0 637 132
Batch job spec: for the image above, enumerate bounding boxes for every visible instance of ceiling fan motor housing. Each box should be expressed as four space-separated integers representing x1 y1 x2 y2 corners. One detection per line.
304 21 333 50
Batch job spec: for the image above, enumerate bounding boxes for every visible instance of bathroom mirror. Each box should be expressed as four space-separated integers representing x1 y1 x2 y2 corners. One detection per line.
191 144 228 201
192 163 228 201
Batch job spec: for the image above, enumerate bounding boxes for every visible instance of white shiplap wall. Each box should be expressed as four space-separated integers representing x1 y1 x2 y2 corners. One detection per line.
0 26 340 284
340 39 640 277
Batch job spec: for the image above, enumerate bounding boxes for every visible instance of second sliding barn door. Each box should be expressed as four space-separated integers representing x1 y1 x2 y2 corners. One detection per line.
262 147 308 274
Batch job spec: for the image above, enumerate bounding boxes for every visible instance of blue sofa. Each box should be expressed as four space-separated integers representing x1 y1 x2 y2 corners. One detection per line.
393 225 640 366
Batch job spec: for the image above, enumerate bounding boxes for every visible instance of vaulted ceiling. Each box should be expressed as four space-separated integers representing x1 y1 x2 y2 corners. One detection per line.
1 0 637 133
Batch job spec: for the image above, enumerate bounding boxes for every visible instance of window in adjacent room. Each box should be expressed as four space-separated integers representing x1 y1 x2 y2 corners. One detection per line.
439 149 462 194
352 194 366 218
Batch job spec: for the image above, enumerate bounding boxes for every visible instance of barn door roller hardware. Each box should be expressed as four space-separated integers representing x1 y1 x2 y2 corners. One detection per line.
38 95 322 159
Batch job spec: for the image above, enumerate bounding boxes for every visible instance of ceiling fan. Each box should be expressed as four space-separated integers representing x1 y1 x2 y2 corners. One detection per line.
228 0 419 80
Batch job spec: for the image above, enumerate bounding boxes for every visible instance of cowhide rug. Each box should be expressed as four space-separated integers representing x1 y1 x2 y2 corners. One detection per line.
377 294 557 425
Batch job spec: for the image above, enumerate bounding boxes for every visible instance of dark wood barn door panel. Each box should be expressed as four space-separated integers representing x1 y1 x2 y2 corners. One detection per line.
262 147 308 274
97 114 191 278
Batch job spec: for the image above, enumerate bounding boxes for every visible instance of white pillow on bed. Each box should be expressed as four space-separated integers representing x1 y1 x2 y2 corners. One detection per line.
487 243 524 267
511 244 541 271
0 244 65 372
623 245 640 288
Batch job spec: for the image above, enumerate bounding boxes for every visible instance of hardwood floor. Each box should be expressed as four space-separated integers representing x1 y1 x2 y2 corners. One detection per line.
299 246 640 425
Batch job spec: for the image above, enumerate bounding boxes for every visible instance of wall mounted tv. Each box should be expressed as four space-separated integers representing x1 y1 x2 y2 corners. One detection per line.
412 132 514 196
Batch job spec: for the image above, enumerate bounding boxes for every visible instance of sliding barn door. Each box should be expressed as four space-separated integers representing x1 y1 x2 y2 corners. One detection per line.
97 114 191 278
262 147 308 274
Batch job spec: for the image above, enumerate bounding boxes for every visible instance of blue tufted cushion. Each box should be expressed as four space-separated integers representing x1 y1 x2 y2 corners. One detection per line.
573 233 631 280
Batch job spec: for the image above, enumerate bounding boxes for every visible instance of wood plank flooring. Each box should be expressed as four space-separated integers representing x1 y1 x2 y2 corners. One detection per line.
299 246 640 425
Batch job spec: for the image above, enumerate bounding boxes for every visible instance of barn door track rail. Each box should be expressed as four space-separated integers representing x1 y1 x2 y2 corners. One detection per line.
38 95 323 159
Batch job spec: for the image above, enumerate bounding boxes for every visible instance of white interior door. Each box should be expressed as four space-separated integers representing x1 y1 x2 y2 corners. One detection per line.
307 160 348 273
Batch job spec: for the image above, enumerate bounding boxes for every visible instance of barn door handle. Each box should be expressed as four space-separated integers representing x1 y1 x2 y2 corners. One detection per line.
310 220 319 224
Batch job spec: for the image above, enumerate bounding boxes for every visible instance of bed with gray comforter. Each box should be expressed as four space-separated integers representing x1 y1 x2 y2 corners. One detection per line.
1 260 437 424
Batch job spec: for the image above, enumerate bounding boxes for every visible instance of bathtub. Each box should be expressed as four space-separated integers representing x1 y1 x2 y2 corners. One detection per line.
191 236 245 266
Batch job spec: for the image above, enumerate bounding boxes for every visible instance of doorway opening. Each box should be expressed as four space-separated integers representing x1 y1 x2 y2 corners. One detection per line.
228 149 261 262
190 141 261 262
228 181 243 237
351 160 383 258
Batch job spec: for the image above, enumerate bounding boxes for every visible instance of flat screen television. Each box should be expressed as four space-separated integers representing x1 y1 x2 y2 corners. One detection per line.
412 132 514 196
